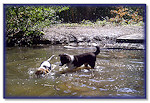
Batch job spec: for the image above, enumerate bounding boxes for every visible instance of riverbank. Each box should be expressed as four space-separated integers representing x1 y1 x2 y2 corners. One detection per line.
41 25 144 50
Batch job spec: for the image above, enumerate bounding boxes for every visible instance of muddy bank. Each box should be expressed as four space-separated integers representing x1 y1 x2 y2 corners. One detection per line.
41 25 144 49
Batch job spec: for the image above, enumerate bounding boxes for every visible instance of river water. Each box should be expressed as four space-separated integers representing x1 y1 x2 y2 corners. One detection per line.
5 45 145 98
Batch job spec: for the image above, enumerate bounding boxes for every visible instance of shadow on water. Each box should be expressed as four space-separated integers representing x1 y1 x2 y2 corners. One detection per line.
5 45 145 98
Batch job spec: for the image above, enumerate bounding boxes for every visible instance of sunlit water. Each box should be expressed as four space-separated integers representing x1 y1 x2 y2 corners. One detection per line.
5 45 145 98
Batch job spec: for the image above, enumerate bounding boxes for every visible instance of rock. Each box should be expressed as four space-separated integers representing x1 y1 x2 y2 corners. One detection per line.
93 36 102 41
60 37 69 44
68 35 78 43
116 33 144 43
41 26 144 50
77 37 84 42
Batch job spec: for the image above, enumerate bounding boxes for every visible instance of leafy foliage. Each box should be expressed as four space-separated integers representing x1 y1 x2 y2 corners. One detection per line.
5 5 145 47
110 6 144 25
5 5 69 46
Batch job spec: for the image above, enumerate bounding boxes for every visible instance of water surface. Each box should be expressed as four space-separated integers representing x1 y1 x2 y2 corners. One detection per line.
5 45 145 98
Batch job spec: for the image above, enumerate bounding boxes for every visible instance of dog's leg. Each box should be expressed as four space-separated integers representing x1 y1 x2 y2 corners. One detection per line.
89 62 95 69
85 66 93 70
59 67 85 74
84 63 94 70
59 64 95 74
59 68 74 74
84 63 88 67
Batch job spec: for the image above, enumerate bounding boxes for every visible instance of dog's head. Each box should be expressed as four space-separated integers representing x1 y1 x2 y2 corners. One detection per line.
59 54 71 66
35 68 49 78
35 69 44 75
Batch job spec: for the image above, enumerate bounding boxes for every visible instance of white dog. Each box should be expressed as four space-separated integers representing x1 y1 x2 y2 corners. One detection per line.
35 55 55 77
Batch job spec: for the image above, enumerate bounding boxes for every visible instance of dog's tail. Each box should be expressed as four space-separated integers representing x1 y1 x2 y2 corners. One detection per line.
94 46 100 55
47 55 55 62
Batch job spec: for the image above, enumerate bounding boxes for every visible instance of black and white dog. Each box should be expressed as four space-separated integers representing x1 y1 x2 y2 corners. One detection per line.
59 46 100 70
35 55 55 77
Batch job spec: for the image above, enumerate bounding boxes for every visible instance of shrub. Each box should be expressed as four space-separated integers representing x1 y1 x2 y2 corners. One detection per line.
110 6 144 25
5 5 69 46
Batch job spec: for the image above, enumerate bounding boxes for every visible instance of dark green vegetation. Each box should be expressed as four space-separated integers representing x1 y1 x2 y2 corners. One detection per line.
5 5 145 47
5 5 69 46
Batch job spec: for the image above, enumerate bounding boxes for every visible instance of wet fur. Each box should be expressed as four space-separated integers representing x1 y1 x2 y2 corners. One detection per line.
35 68 49 77
35 55 55 78
59 46 100 70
